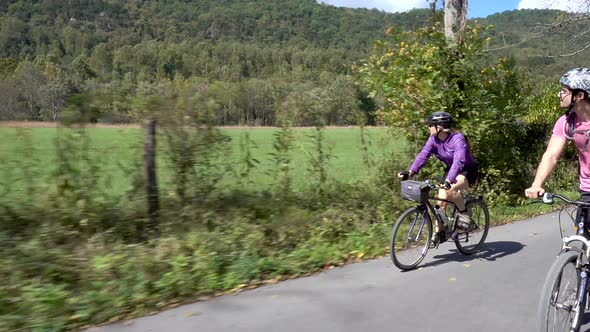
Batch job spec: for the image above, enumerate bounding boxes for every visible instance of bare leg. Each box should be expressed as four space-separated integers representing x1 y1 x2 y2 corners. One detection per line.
432 173 470 239
438 173 469 211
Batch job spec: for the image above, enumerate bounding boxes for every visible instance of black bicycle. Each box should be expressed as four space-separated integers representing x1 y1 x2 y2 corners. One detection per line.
389 178 490 271
537 192 590 332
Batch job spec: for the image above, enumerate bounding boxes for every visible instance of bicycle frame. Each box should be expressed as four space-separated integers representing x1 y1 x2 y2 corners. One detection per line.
427 196 459 225
404 196 459 243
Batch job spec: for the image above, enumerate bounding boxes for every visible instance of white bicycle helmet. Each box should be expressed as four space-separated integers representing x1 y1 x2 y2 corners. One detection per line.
560 68 590 94
560 68 590 141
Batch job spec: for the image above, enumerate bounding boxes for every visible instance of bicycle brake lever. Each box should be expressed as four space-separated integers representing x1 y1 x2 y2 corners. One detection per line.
542 193 554 204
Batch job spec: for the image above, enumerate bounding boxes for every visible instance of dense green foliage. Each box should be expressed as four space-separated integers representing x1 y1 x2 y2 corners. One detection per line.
0 0 440 124
357 24 534 202
477 9 590 79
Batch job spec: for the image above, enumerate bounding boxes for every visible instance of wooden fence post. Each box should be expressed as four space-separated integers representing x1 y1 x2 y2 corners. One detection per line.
144 119 159 234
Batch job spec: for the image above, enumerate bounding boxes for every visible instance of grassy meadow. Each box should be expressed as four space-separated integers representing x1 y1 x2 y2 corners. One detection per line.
0 125 407 200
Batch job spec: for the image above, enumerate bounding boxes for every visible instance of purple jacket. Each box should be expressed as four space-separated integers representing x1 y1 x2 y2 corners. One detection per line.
409 132 477 183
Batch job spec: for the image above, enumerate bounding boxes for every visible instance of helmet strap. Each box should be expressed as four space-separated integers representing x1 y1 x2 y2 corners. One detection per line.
565 92 577 139
566 102 575 117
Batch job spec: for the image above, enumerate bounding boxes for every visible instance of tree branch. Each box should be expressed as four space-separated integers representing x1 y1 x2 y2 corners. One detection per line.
544 42 590 57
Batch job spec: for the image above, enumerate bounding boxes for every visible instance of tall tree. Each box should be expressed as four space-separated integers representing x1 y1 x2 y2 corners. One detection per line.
14 61 45 120
444 0 467 43
40 62 69 120
0 79 20 120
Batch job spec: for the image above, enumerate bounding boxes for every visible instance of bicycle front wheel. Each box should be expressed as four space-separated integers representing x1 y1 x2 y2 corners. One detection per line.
390 207 432 271
538 251 584 332
454 198 489 255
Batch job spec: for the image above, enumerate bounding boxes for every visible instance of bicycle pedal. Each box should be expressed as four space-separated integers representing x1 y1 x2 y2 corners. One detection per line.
431 232 447 248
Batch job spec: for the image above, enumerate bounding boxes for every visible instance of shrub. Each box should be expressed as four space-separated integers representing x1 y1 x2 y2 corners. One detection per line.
356 24 534 203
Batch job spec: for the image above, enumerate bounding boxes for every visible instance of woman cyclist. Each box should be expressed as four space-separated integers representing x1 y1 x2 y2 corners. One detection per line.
525 68 590 220
399 111 479 243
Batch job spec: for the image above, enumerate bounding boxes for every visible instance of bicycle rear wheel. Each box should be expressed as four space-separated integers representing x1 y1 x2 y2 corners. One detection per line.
538 251 584 332
454 198 489 255
390 207 432 271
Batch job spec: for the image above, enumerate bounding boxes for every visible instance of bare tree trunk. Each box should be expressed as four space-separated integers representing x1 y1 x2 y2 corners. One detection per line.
444 0 468 43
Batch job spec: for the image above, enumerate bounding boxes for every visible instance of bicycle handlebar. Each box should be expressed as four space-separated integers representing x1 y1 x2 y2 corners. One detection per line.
424 179 442 190
410 178 446 191
541 192 590 207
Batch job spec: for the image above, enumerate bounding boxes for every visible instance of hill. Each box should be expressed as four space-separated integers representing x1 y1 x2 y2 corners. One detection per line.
0 1 586 123
474 9 590 79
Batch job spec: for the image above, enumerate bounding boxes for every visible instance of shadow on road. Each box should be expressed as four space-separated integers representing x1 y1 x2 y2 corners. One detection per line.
406 241 525 271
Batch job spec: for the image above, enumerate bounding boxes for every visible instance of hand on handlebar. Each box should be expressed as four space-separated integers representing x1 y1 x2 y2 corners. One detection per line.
525 186 545 198
398 171 411 181
441 179 452 190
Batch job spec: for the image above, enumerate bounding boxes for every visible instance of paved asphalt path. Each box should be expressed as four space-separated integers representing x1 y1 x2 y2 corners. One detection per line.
89 211 590 332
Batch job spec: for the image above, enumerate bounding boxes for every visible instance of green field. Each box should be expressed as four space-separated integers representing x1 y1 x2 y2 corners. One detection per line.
0 126 408 199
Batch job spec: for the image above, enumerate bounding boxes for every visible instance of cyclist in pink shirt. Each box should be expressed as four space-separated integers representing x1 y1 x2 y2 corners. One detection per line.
526 68 590 211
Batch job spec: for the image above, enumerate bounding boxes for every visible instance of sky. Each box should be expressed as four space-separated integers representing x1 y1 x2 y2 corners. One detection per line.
318 0 590 18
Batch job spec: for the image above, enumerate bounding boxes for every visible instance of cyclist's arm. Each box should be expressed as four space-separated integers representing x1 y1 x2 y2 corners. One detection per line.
409 137 434 175
525 136 567 197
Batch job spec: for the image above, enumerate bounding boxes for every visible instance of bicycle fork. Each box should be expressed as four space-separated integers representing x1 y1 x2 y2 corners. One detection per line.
569 269 588 332
570 212 590 330
406 209 429 243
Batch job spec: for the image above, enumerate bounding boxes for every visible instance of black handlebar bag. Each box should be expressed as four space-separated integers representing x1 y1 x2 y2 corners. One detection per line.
400 180 429 203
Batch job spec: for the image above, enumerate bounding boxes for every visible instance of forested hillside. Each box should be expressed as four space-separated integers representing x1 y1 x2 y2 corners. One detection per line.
0 0 585 124
475 9 590 79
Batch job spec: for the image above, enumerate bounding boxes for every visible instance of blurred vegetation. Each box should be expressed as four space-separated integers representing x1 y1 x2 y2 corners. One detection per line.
0 123 413 331
0 0 588 330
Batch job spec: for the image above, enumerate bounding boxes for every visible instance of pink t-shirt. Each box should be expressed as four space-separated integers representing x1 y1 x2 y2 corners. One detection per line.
553 114 590 191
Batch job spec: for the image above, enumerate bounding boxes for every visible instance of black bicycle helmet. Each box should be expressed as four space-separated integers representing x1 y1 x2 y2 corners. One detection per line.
426 111 453 129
